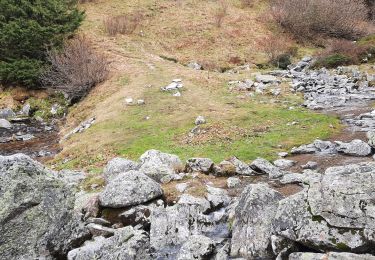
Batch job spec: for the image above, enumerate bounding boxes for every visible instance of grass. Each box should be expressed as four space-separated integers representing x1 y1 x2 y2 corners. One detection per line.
51 0 341 170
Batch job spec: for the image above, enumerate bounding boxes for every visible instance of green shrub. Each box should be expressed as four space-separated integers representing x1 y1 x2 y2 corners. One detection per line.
314 54 352 68
0 0 84 88
272 54 292 69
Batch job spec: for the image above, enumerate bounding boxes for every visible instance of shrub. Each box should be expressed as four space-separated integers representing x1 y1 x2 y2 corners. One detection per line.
104 11 143 36
41 35 109 103
0 0 84 88
271 0 370 40
314 54 352 68
214 0 229 28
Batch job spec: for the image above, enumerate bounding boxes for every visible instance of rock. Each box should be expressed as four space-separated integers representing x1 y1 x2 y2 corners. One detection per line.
195 115 206 125
99 170 163 208
20 103 31 116
187 61 202 70
186 158 214 174
103 157 139 183
227 177 241 188
278 152 288 158
291 139 336 155
15 133 34 141
67 226 151 260
0 118 12 129
176 182 189 193
177 235 215 260
231 184 284 259
138 149 183 182
205 185 231 209
86 223 115 237
250 158 287 179
82 195 100 220
55 169 86 186
137 99 145 105
119 205 152 229
85 217 111 227
228 156 255 175
271 235 297 260
213 160 237 176
255 74 279 84
273 162 375 253
301 161 318 170
173 91 181 97
279 173 305 185
62 117 95 141
0 108 16 119
335 139 372 156
0 154 89 259
50 103 60 115
162 80 183 91
289 252 375 260
125 97 134 105
367 130 375 148
273 159 295 169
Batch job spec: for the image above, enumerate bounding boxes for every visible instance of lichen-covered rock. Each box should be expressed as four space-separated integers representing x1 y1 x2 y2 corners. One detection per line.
250 158 287 179
228 156 254 175
231 184 284 259
205 185 231 210
67 226 151 260
0 154 89 259
274 162 375 253
335 139 372 156
289 252 375 260
186 158 214 173
177 235 215 260
273 159 296 169
227 177 241 188
99 170 163 208
138 150 183 182
213 160 237 176
103 157 139 183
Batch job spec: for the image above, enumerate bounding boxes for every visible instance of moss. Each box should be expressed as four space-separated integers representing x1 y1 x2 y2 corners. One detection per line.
311 215 324 223
336 242 350 251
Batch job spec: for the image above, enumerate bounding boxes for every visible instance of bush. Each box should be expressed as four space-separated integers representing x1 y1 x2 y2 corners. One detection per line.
41 35 109 103
214 0 229 28
271 0 370 40
104 11 143 36
0 0 84 88
314 54 352 68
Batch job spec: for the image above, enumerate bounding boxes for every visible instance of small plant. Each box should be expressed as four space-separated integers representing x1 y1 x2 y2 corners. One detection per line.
41 35 109 103
104 11 143 36
214 0 229 28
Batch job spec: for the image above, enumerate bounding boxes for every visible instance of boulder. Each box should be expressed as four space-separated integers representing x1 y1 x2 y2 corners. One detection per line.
227 177 241 188
119 205 152 229
231 184 284 259
20 103 31 116
335 139 372 156
138 149 183 182
103 157 139 183
250 158 286 178
67 226 151 260
99 170 163 208
228 156 255 175
205 185 231 210
177 235 215 260
273 162 375 253
256 74 279 84
0 118 12 129
301 161 318 170
0 154 89 259
289 252 375 260
186 158 214 174
291 139 336 155
0 108 16 119
273 159 296 169
195 115 206 125
213 160 237 176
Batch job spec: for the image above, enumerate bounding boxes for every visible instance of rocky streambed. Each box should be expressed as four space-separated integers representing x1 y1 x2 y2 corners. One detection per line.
2 61 375 260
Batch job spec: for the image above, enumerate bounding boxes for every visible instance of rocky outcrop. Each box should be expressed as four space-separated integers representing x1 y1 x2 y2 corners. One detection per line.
0 154 89 259
99 170 163 208
231 184 284 259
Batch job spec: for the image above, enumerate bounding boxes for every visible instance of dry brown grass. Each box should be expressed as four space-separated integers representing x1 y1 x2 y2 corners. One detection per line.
104 11 143 36
214 0 229 28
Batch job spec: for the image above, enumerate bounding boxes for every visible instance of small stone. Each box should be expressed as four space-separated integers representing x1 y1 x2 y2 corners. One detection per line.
195 115 206 125
176 183 189 193
125 98 134 105
173 91 181 97
278 152 288 158
273 159 295 169
186 158 214 174
227 177 241 188
137 99 145 105
301 161 318 170
0 119 12 129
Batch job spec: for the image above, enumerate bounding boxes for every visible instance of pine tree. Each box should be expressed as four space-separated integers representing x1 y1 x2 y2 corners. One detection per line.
0 0 84 88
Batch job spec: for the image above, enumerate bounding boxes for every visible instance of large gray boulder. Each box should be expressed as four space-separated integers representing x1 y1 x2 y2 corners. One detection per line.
273 162 375 253
231 184 284 259
250 158 287 179
177 235 215 260
291 139 336 155
289 252 375 260
138 149 183 182
103 157 139 183
335 139 372 156
99 170 163 208
0 118 12 129
67 226 151 260
186 158 214 173
0 154 89 259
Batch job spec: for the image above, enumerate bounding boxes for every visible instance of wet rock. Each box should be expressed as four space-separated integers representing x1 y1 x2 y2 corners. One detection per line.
227 177 241 188
0 108 16 119
0 118 12 129
273 159 296 169
231 184 284 259
186 158 214 174
335 139 372 156
67 226 151 260
228 156 254 175
99 170 163 208
195 115 206 125
250 158 287 179
103 157 139 183
0 154 89 259
289 252 375 260
274 162 375 253
177 235 215 260
138 149 183 182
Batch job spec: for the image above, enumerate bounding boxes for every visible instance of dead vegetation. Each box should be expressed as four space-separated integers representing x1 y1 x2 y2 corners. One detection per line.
104 11 143 36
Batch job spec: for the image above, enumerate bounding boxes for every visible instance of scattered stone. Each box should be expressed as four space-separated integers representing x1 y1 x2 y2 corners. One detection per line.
118 205 152 229
273 159 295 169
195 115 206 125
367 130 375 148
301 161 318 170
335 139 372 156
162 79 183 91
15 133 34 141
187 61 202 70
228 156 255 175
20 103 31 116
213 160 237 176
0 118 12 129
99 170 163 208
173 91 181 97
186 158 214 174
205 185 231 209
291 139 336 155
62 117 95 141
176 182 189 193
50 103 60 115
125 97 134 105
82 195 100 220
137 99 145 105
231 184 284 259
227 177 241 188
250 158 287 179
255 74 279 84
278 152 288 158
